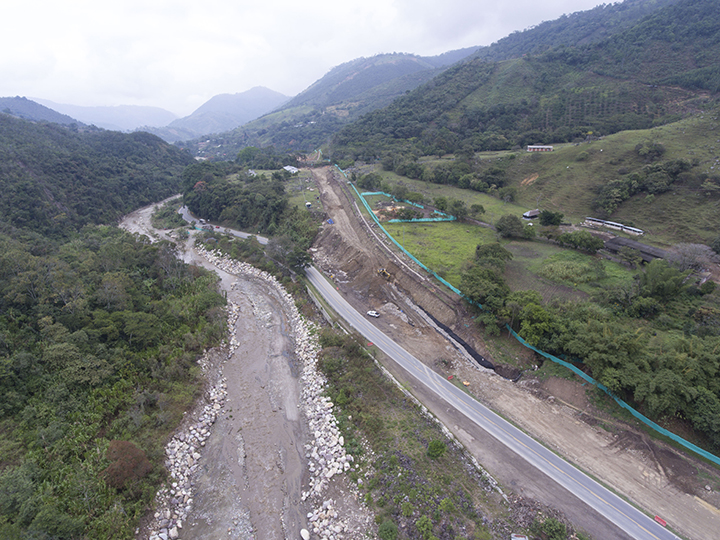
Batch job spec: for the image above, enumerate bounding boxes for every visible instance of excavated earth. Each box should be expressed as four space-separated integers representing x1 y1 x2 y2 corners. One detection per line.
308 165 720 540
122 164 720 540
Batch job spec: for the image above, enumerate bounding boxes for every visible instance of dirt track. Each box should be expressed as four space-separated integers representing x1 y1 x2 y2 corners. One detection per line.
309 166 720 540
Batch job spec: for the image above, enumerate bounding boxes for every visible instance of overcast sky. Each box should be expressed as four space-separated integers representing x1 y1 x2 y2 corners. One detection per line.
3 0 608 117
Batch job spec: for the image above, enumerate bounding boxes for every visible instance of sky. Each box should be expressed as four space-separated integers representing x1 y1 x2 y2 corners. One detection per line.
3 0 608 117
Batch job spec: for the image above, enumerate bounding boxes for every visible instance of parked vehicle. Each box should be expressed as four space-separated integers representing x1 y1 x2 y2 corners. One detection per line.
366 310 380 318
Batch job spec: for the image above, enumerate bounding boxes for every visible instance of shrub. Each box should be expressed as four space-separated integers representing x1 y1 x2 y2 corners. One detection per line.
427 440 447 459
103 440 152 490
378 519 398 540
711 235 720 255
541 517 567 540
495 215 524 238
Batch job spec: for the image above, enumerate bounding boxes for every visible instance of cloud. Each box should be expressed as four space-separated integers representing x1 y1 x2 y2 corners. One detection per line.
1 0 606 116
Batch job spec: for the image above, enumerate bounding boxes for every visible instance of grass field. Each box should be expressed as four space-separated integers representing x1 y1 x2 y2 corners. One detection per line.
384 221 496 286
285 169 319 209
377 170 532 226
374 104 720 246
382 220 637 304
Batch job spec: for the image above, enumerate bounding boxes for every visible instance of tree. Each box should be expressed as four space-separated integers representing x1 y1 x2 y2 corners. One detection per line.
433 196 448 212
539 209 564 226
475 243 513 264
288 247 312 272
692 387 720 447
449 199 468 221
669 243 710 272
639 259 691 301
103 440 152 491
495 214 525 238
470 203 485 217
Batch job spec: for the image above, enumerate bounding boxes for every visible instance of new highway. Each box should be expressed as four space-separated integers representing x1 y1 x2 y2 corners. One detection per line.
306 265 680 540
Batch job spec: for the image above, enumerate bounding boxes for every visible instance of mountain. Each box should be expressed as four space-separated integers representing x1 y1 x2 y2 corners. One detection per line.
177 47 480 158
330 0 720 161
0 113 193 236
33 99 178 131
144 86 289 143
0 96 80 125
471 0 681 62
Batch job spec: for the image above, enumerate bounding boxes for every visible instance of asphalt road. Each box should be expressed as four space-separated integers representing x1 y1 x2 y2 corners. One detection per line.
305 266 681 540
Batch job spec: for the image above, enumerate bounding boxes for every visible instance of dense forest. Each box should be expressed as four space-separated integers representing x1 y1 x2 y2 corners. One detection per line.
0 114 193 237
0 116 225 538
181 158 319 262
330 0 720 162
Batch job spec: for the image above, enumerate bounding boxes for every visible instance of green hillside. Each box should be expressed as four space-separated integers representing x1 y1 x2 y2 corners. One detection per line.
471 0 680 62
0 116 224 538
0 114 193 236
331 0 720 161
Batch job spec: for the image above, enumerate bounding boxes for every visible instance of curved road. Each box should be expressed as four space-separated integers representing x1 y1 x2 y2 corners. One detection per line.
306 266 680 540
173 201 679 540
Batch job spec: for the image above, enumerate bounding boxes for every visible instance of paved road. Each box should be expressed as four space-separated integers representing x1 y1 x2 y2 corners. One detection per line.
178 205 269 245
306 266 680 540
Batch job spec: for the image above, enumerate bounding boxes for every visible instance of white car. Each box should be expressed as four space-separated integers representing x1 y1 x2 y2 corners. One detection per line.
366 310 380 318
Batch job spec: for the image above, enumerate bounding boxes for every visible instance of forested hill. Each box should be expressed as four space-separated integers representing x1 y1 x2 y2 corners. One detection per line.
0 114 193 236
330 0 720 161
178 48 479 158
471 0 680 62
0 96 80 126
0 113 226 538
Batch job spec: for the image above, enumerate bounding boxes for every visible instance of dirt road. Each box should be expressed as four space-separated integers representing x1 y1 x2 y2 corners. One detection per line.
309 166 720 540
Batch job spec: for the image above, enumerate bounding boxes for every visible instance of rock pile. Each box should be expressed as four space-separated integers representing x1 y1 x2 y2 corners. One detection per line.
146 366 228 540
146 245 357 540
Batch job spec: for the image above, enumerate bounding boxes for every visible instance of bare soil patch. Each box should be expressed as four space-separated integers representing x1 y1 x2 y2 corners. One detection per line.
309 165 720 540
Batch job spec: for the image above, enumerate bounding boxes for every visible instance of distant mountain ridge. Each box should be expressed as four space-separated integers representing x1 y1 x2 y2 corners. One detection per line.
143 86 289 142
178 47 481 158
33 99 178 131
0 96 80 125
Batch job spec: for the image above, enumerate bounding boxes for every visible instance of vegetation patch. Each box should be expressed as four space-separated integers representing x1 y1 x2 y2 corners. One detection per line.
317 329 558 540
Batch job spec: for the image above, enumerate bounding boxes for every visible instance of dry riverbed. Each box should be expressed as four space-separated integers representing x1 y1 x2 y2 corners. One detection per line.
120 202 374 540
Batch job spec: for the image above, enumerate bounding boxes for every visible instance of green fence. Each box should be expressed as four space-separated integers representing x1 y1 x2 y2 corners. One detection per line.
334 164 720 467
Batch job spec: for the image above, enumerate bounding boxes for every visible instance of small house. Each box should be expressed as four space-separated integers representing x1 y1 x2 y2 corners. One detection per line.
522 209 540 219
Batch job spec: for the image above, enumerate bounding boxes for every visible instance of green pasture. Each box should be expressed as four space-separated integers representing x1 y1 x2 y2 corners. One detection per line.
384 221 496 286
382 219 636 304
504 242 634 302
377 170 531 225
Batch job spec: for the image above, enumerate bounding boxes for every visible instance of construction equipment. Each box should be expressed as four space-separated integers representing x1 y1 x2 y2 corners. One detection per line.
377 268 391 280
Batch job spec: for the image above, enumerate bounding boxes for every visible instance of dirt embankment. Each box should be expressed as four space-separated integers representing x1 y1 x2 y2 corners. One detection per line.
309 166 720 540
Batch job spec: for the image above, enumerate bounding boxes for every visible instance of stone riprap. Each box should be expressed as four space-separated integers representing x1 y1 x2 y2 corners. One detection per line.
145 245 360 540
